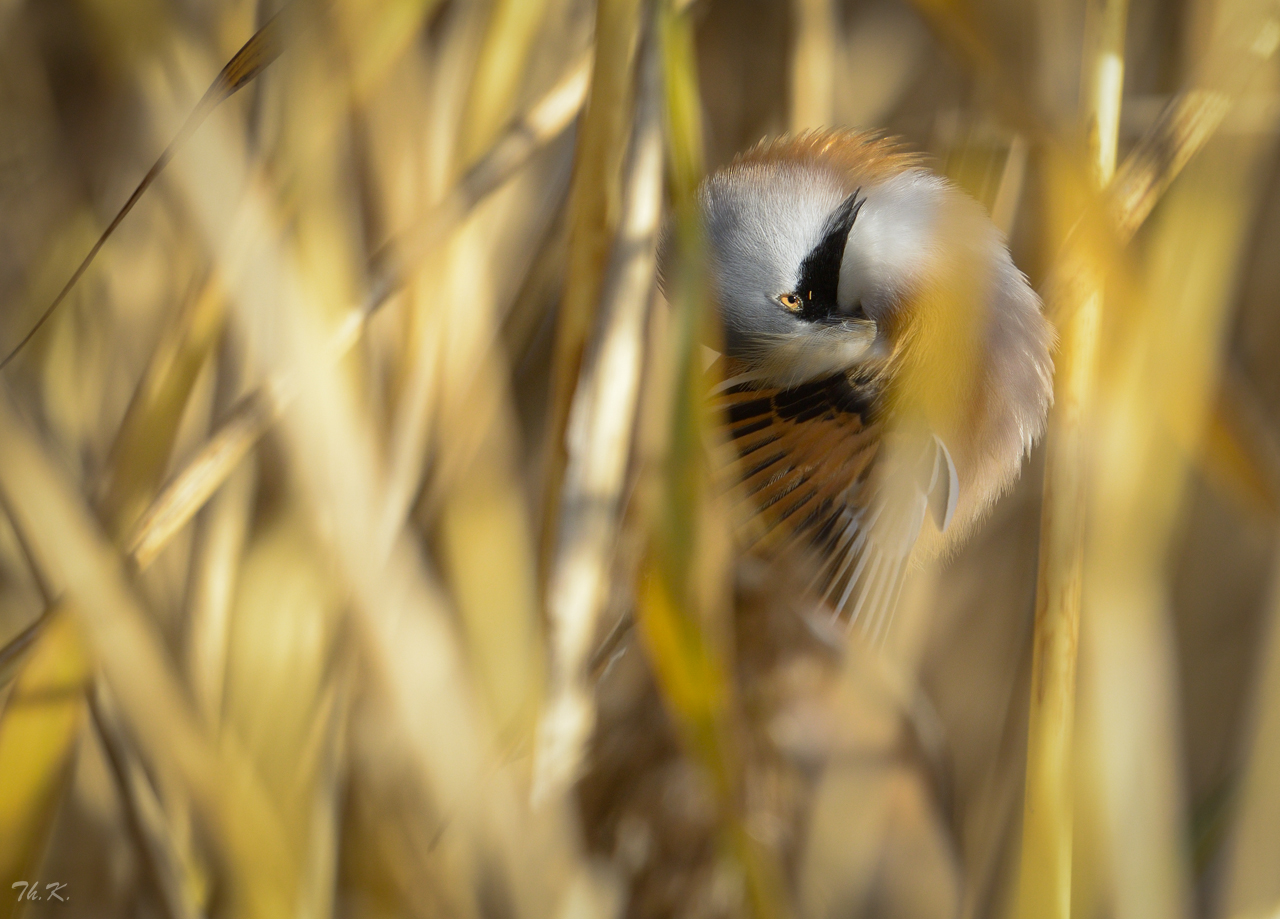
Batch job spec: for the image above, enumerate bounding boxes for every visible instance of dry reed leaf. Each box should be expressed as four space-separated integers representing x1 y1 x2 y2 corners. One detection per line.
957 620 1033 919
433 376 546 740
1220 532 1280 918
460 0 551 159
0 607 54 694
1080 131 1275 919
126 389 273 570
537 0 657 802
989 134 1030 236
907 0 1280 250
789 0 837 130
543 0 644 588
378 149 575 589
87 684 204 919
426 0 563 749
372 6 583 756
0 608 88 919
332 0 447 99
97 276 226 540
1015 2 1128 918
152 36 585 917
0 380 297 917
0 266 231 919
1109 0 1280 241
182 455 256 729
116 55 589 575
1199 372 1280 520
0 2 297 372
218 504 347 918
0 391 298 919
621 4 789 916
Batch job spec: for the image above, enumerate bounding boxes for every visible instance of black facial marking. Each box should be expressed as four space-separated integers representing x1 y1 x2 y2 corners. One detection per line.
794 189 865 322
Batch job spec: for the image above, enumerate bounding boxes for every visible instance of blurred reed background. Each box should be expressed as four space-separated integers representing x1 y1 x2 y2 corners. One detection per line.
1 0 1280 917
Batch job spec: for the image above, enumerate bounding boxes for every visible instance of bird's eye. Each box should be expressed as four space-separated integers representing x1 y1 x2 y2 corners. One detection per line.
779 293 803 312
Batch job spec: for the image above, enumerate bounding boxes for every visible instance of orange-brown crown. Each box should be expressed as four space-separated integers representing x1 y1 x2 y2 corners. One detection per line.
729 129 927 184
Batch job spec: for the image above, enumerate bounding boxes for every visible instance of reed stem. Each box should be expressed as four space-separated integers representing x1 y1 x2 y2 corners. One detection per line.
1016 3 1127 918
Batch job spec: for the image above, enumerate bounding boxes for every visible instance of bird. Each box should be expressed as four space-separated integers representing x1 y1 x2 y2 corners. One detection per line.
662 130 1054 638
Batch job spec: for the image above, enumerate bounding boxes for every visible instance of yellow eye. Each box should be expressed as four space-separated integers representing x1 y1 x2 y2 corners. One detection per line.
779 293 802 312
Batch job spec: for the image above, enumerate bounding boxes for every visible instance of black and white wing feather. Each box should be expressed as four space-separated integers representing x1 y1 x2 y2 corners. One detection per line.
714 370 957 639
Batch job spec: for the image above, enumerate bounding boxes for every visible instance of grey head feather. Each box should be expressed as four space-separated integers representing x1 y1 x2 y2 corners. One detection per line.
697 162 848 355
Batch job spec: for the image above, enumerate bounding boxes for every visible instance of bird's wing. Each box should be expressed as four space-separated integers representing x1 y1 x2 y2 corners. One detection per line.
714 373 956 639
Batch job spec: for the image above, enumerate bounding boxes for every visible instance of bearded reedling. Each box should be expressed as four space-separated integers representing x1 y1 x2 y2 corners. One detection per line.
662 131 1054 637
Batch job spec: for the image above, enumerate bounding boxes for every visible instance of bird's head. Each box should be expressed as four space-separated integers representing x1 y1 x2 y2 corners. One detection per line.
675 134 978 386
661 131 1055 536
